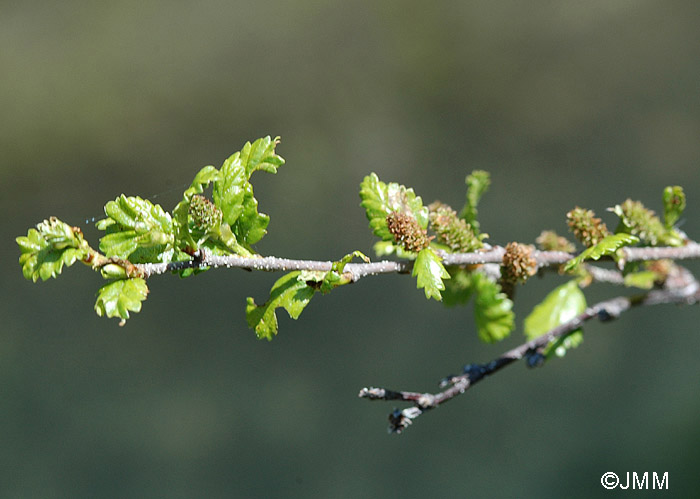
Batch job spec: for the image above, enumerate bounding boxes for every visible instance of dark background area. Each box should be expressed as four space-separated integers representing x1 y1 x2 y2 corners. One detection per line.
2 1 699 497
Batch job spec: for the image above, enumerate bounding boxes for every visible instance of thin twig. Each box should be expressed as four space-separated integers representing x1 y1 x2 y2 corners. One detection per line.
135 242 700 280
358 268 700 433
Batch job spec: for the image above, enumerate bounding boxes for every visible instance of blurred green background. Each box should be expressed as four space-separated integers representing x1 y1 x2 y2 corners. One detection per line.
2 0 699 497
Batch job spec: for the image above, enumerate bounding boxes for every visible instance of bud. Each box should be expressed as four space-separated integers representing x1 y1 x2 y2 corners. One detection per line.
100 263 127 279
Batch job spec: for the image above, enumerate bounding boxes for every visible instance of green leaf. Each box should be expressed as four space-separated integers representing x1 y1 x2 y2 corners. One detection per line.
332 250 370 273
246 271 316 340
94 278 148 324
359 173 429 241
663 186 685 229
524 280 586 340
412 247 450 300
623 270 659 289
17 218 87 282
471 272 514 342
213 136 284 245
318 250 370 293
98 195 174 261
564 233 639 272
231 182 269 245
459 170 490 231
441 267 474 306
524 280 586 358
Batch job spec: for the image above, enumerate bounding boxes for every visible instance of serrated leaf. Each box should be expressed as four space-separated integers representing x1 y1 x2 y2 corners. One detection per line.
359 173 429 241
98 195 174 261
213 136 283 226
471 272 514 342
564 233 639 271
412 247 450 300
212 136 283 247
231 182 269 245
17 218 87 282
459 170 490 231
663 185 685 229
246 271 316 340
94 278 148 324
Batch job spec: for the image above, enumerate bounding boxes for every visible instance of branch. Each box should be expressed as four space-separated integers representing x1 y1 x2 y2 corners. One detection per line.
358 266 700 433
135 242 700 280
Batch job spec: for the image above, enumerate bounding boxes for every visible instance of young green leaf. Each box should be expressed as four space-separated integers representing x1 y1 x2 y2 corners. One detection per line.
564 233 639 272
524 280 586 357
17 218 88 282
663 186 685 229
213 136 284 246
246 271 316 340
97 195 174 261
94 278 149 325
412 247 450 300
623 270 661 289
459 170 490 231
524 280 586 339
471 272 514 342
316 250 370 293
359 173 429 241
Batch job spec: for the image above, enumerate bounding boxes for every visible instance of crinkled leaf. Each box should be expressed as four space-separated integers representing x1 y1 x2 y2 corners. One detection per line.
246 271 316 340
412 247 450 300
94 278 148 324
524 280 586 358
359 173 429 241
17 218 87 282
471 272 514 342
459 170 490 232
663 185 685 229
213 137 284 239
98 195 174 261
564 233 639 271
231 182 269 245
